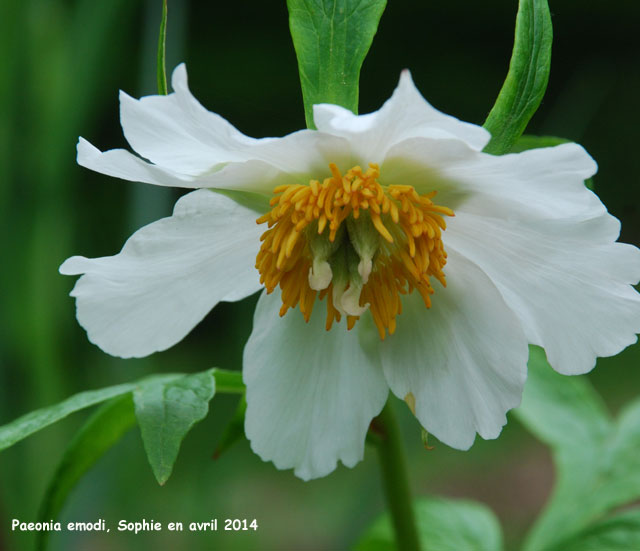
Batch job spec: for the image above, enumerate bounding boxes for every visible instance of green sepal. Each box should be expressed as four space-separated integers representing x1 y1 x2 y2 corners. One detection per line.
214 188 271 215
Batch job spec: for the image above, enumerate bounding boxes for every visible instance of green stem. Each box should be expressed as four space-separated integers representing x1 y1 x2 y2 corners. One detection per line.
375 399 421 551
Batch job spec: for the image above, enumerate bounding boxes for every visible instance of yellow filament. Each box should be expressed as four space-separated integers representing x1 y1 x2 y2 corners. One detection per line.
255 163 453 337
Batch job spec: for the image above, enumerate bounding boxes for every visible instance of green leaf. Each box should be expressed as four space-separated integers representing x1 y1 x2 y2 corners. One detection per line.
561 509 640 551
287 0 387 128
133 370 216 485
483 0 552 155
0 369 244 454
157 0 168 95
35 395 136 551
214 395 246 459
515 347 640 551
355 497 503 551
0 382 137 451
516 346 611 448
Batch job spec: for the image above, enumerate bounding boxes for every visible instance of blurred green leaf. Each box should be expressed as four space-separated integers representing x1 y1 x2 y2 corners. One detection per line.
0 382 138 452
483 0 552 155
287 0 386 128
214 395 246 460
35 394 136 551
0 370 244 454
355 497 503 551
157 0 168 95
516 346 611 448
561 509 640 551
133 370 216 485
516 347 640 551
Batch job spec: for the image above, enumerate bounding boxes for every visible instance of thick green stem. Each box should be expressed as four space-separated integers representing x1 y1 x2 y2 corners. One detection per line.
375 399 421 551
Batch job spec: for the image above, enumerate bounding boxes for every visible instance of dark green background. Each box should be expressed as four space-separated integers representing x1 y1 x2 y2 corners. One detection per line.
1 0 638 549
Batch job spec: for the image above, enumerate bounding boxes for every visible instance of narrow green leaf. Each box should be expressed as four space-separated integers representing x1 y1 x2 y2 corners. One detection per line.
355 497 503 551
134 370 216 485
561 509 640 551
516 348 640 551
0 382 137 451
157 0 168 95
287 0 387 128
213 395 246 459
483 0 552 155
35 395 135 551
0 369 243 455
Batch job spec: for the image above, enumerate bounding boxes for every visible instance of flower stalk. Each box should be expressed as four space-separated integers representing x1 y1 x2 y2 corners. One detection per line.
374 400 421 551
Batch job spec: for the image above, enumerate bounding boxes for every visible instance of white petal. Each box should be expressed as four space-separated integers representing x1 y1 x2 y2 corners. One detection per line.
119 88 254 175
77 137 200 188
168 64 350 174
77 136 303 194
446 211 640 376
382 140 601 217
59 190 263 358
243 290 388 480
440 143 601 220
313 70 490 162
112 64 350 186
380 252 529 449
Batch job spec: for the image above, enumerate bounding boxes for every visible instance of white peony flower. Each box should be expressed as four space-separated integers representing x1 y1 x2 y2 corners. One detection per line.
61 65 640 480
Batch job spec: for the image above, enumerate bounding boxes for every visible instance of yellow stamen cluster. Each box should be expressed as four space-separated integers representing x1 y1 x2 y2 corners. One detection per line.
255 163 453 338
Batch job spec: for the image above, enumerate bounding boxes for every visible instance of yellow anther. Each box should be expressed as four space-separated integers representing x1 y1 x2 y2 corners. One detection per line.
255 162 452 338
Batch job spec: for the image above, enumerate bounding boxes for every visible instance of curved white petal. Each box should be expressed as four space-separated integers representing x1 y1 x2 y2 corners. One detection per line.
382 140 602 218
383 138 640 374
380 252 529 450
59 190 263 358
442 143 600 220
77 137 200 188
114 64 350 184
77 137 303 194
119 88 254 175
243 291 388 480
446 211 640 376
313 70 490 162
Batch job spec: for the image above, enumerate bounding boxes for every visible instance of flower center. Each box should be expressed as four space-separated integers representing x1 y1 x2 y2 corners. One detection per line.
255 163 453 339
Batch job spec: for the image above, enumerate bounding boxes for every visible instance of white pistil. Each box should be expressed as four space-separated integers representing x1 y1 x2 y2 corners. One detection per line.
339 282 370 316
308 259 333 291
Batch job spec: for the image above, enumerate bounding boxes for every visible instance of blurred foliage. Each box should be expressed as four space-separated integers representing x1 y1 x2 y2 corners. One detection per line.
0 0 638 550
355 497 504 551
